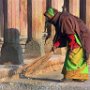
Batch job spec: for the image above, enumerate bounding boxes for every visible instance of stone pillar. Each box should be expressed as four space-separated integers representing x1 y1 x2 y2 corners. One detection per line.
51 0 64 12
7 0 20 29
25 0 46 58
20 0 27 38
32 0 46 40
0 0 23 65
86 0 90 29
51 0 64 32
69 0 80 17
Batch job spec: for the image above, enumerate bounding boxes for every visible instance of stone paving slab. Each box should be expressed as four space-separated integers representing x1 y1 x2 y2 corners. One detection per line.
0 78 90 90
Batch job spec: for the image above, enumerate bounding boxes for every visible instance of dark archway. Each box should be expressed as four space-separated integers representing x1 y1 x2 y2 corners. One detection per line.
80 0 86 23
0 0 5 38
27 0 32 43
63 0 69 12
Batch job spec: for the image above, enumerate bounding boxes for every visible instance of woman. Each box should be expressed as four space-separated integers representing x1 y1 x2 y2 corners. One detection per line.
44 7 90 81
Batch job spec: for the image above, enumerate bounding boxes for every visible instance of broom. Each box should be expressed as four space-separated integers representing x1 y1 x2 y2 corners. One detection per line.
21 51 53 77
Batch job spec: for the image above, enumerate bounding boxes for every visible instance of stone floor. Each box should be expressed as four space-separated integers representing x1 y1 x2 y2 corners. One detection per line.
0 74 90 90
0 54 90 90
0 65 90 90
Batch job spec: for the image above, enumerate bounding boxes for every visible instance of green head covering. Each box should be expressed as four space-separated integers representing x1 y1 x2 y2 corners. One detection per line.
44 7 55 18
47 8 55 16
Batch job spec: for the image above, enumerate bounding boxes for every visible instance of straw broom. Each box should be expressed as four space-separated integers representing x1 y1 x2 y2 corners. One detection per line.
21 52 53 77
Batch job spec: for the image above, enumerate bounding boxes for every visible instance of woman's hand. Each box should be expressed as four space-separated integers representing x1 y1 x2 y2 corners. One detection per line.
50 46 57 53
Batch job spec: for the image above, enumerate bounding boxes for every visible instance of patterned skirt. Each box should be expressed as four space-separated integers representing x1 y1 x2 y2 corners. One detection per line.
63 47 88 80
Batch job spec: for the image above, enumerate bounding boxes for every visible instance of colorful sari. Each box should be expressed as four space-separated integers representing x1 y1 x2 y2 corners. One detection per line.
63 34 88 80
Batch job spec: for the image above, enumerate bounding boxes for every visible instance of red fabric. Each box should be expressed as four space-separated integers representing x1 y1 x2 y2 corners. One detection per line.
53 41 61 48
53 34 80 49
68 34 80 49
